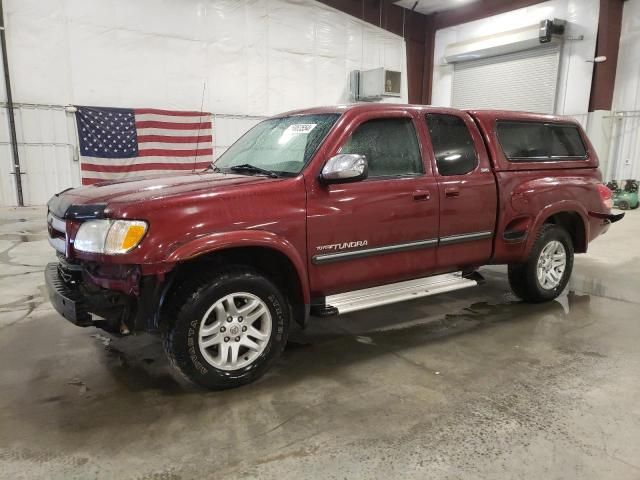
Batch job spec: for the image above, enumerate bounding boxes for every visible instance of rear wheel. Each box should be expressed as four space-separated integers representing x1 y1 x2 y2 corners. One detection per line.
508 224 574 303
163 267 290 390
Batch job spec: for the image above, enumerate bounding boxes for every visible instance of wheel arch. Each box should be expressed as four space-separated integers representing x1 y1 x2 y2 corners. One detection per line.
164 231 310 327
527 202 589 255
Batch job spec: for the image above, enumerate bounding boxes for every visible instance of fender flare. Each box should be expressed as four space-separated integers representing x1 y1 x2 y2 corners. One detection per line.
165 230 310 305
525 200 590 255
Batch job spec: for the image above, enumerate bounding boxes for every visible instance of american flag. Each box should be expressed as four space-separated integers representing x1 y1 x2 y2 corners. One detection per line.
75 106 213 185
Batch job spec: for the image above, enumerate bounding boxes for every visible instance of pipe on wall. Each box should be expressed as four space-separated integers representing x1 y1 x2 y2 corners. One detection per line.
0 0 24 206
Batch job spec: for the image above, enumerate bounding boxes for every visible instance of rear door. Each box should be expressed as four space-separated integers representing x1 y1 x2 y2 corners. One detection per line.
306 111 440 295
424 112 497 269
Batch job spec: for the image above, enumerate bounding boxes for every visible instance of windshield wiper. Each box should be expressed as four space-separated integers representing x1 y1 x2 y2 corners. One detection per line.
229 164 279 178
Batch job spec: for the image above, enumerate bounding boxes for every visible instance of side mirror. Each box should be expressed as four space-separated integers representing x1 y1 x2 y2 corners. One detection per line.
320 154 368 184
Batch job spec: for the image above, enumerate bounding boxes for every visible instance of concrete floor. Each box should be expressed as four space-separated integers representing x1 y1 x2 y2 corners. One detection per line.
1 207 639 480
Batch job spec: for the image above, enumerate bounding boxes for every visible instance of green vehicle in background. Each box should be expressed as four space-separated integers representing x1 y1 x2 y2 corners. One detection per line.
607 180 639 210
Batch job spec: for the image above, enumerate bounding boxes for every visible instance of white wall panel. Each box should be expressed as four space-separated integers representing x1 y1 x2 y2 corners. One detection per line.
4 0 407 113
4 13 73 104
0 106 81 206
0 0 408 205
613 0 640 112
609 0 640 181
608 116 640 180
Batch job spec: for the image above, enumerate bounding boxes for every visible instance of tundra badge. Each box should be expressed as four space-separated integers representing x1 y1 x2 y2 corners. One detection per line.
316 240 368 252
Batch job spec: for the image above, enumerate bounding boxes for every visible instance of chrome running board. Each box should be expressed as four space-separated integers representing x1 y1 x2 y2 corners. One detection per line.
318 272 480 315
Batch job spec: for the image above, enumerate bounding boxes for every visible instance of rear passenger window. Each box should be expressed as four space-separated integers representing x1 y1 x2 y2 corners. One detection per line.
426 114 477 176
495 122 549 159
339 118 423 177
497 121 587 161
549 125 587 158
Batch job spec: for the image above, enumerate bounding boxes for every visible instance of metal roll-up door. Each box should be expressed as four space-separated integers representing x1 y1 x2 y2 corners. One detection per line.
451 44 561 114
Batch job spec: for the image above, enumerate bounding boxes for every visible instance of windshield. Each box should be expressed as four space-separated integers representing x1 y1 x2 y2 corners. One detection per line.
214 114 340 176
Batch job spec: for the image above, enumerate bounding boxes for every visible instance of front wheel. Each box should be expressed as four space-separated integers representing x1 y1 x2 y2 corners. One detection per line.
163 267 290 390
508 224 574 303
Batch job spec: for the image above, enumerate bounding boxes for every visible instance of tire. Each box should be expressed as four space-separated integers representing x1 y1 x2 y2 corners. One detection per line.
163 266 290 390
617 200 630 210
508 224 574 303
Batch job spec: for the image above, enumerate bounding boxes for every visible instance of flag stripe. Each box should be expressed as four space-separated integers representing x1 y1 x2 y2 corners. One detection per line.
137 134 212 144
135 113 210 123
134 108 210 116
81 161 211 173
136 142 213 151
138 148 213 157
82 168 210 184
77 155 213 166
135 120 212 130
136 127 212 137
82 177 103 185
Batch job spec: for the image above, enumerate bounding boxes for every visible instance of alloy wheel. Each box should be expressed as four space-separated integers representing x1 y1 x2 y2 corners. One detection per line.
536 240 567 290
197 292 272 371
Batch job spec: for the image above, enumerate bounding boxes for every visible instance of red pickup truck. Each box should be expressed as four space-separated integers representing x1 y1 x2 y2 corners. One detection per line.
46 104 623 389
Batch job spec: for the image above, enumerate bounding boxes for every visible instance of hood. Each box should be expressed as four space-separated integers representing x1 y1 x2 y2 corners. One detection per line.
48 172 277 219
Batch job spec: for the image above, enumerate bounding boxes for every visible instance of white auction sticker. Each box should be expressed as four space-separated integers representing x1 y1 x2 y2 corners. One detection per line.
286 124 316 134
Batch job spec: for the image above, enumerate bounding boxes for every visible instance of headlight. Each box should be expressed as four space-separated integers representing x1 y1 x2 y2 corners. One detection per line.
74 220 148 254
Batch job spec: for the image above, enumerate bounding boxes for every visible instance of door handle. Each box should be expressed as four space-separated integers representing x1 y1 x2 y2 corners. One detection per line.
413 190 430 201
445 187 460 198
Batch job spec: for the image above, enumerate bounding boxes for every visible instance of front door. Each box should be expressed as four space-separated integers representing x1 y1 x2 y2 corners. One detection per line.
424 112 497 269
306 112 440 296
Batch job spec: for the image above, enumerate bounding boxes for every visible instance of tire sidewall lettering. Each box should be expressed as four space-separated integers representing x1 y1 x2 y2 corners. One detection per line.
182 279 288 382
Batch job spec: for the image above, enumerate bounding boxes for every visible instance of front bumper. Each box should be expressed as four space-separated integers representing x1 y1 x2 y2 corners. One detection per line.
45 262 93 326
45 261 166 334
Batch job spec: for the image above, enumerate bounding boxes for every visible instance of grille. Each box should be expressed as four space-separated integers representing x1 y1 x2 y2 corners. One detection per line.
47 213 67 255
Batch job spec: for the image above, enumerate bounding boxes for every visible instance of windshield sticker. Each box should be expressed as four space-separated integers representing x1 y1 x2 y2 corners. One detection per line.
279 123 317 144
286 124 316 135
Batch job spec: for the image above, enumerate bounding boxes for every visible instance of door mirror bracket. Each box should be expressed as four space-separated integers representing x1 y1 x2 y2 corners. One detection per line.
320 154 368 184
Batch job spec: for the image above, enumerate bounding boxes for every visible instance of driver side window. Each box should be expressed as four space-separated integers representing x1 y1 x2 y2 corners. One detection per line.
339 118 423 178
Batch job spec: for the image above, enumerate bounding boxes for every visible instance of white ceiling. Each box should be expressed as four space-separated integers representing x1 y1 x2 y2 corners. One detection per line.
394 0 477 16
